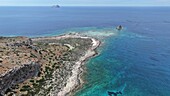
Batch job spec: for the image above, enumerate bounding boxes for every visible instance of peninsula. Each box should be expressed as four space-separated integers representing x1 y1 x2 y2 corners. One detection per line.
0 34 100 96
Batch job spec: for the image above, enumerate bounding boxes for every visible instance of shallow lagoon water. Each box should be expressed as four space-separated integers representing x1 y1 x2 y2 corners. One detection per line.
75 28 170 96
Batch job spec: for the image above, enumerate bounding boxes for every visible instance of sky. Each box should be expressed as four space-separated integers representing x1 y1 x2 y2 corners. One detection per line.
0 0 170 6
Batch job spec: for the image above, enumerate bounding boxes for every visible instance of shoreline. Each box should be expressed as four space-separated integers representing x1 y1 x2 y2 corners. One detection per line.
56 35 101 96
0 33 100 95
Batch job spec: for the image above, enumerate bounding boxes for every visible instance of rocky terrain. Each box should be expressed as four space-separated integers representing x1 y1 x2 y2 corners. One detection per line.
0 34 100 96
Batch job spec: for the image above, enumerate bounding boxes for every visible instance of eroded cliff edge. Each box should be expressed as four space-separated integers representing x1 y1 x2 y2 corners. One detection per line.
0 62 40 95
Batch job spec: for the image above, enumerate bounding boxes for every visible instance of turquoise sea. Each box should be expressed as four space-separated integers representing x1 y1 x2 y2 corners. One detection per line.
0 7 170 96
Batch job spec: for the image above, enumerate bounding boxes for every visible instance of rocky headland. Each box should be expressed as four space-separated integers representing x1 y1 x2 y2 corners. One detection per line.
0 34 100 96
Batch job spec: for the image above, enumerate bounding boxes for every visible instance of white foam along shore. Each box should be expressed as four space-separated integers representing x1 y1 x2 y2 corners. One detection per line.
57 36 100 96
32 33 100 96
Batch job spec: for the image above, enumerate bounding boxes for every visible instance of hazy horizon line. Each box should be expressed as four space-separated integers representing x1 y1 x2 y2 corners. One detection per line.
0 5 170 7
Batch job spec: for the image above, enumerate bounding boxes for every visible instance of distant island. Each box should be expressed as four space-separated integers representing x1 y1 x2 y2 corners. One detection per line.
52 5 60 8
0 33 100 96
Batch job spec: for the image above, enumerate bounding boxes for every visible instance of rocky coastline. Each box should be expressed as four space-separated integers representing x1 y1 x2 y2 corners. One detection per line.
57 36 100 96
0 33 100 96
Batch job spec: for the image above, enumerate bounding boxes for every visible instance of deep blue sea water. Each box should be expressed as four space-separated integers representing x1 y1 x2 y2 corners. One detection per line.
0 7 170 96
